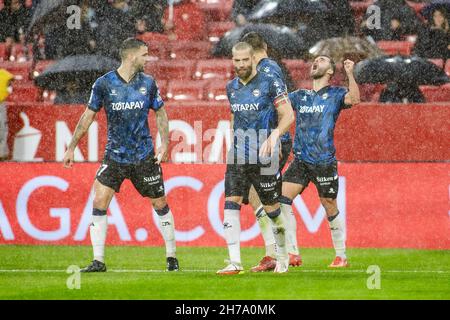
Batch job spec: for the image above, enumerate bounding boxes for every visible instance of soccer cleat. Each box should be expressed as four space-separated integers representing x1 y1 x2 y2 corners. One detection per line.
274 257 289 273
329 256 349 268
250 256 277 272
80 260 106 273
289 253 303 267
216 261 244 275
166 257 179 271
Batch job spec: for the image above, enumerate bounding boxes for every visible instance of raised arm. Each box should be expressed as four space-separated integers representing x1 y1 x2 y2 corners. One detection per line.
343 59 361 105
155 106 169 164
63 108 97 168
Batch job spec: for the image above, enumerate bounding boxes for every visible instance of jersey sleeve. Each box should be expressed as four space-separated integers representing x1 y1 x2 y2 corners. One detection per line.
150 81 164 111
288 91 297 110
87 78 104 112
268 74 289 108
225 82 232 103
337 87 351 110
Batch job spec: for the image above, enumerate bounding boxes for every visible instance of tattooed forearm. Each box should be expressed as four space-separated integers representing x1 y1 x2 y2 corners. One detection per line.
68 108 96 151
155 107 169 146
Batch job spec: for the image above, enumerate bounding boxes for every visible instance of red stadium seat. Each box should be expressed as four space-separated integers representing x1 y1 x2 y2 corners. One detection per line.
163 2 207 40
6 84 41 103
284 59 311 82
166 80 210 101
165 100 227 109
136 33 170 59
0 43 8 61
10 44 32 62
145 60 196 81
168 41 212 59
0 61 32 81
377 41 413 56
206 21 236 42
359 84 386 102
41 89 56 102
198 0 233 22
406 1 426 16
420 84 450 102
147 41 168 60
205 80 229 101
350 1 370 15
156 80 168 98
194 59 233 80
428 59 444 69
137 32 169 43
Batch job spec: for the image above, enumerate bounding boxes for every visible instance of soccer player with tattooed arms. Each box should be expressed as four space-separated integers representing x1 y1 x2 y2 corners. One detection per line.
63 38 180 272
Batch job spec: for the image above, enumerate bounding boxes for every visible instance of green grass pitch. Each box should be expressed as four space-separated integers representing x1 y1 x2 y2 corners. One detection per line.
0 245 449 300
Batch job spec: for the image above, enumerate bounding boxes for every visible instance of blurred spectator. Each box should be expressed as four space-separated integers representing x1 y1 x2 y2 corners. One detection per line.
0 69 14 161
0 0 31 43
361 0 422 41
162 0 206 41
324 0 355 37
45 1 97 59
95 0 135 60
232 0 262 26
130 0 166 34
31 0 42 13
385 16 407 41
379 82 425 103
54 80 91 105
414 8 450 59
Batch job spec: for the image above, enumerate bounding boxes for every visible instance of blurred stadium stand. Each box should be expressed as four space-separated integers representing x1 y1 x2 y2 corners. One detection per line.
0 0 448 105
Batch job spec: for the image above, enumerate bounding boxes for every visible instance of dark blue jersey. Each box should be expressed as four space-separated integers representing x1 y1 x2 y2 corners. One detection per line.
226 71 288 163
88 70 164 164
288 86 350 165
257 58 291 143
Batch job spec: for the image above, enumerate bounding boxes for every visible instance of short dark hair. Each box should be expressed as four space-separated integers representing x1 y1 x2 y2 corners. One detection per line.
314 54 336 77
120 38 148 59
232 42 254 55
240 32 267 51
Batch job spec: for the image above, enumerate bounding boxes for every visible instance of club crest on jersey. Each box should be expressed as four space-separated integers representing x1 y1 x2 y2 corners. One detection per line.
322 93 328 100
139 87 147 95
252 89 261 97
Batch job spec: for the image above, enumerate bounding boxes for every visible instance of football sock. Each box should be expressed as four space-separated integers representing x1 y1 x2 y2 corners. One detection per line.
224 201 241 264
267 208 288 260
279 196 300 255
255 205 276 258
328 211 346 259
90 208 107 263
155 205 177 258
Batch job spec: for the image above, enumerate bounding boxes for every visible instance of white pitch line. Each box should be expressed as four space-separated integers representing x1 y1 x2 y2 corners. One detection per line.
0 269 449 274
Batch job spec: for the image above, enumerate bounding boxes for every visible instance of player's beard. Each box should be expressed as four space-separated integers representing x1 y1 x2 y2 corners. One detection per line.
136 64 145 73
236 66 252 81
311 67 327 80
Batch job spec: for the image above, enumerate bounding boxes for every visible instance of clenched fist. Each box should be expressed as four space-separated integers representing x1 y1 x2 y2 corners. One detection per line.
343 59 355 75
